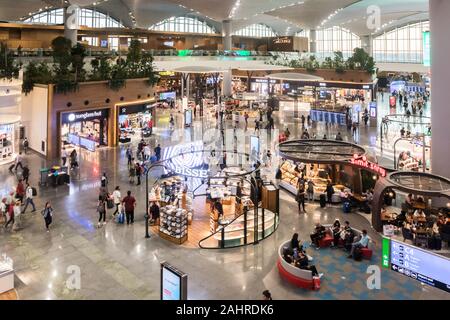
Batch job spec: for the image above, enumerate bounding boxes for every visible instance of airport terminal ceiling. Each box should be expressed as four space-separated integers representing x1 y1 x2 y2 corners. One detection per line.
0 0 429 36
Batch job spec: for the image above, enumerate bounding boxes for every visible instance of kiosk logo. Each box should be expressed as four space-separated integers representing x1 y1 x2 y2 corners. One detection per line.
65 4 79 30
68 113 76 122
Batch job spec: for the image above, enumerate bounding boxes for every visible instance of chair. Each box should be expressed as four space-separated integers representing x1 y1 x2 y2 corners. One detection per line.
402 227 414 243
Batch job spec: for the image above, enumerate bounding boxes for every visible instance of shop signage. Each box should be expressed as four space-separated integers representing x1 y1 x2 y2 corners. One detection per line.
273 37 291 44
172 165 209 178
119 104 153 115
350 154 387 177
159 71 176 77
254 79 276 84
62 110 107 123
390 239 450 293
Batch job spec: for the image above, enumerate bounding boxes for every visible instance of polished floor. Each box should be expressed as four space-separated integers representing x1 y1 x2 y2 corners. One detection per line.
0 94 448 300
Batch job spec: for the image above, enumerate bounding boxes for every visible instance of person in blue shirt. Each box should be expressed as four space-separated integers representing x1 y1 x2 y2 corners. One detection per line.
348 229 369 259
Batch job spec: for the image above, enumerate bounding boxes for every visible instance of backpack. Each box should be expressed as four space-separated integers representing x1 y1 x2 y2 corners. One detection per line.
97 204 106 214
31 187 37 197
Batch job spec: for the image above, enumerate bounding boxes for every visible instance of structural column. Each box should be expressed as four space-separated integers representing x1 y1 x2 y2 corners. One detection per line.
64 4 79 46
222 70 232 97
430 0 450 179
309 29 316 54
361 35 373 56
222 20 232 51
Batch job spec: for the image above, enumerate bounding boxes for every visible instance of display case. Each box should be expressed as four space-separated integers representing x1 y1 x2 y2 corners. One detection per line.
0 115 20 166
0 254 14 294
159 205 188 245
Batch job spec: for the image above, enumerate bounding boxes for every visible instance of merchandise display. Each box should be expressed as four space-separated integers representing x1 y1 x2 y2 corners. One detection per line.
0 116 20 166
159 205 188 244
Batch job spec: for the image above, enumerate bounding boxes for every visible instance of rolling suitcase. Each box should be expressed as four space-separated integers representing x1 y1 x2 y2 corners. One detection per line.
319 194 326 208
343 201 351 213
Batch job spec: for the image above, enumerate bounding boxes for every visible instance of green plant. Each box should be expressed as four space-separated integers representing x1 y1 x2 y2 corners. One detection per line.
333 51 345 74
109 57 127 91
51 36 72 70
71 43 87 82
347 48 376 74
22 61 52 94
0 43 20 80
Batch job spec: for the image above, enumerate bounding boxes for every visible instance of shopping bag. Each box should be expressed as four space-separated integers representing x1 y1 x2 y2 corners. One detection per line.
313 276 321 290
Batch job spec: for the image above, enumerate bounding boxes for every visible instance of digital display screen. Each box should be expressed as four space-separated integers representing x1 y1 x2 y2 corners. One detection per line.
159 92 176 101
161 267 182 300
370 102 377 118
390 239 450 293
100 40 108 48
184 109 192 126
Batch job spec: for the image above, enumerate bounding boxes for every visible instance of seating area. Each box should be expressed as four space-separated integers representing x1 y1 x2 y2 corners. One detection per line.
317 225 373 260
277 241 317 290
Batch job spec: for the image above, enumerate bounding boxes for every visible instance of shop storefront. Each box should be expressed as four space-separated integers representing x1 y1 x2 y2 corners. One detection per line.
60 109 109 152
117 102 156 143
0 115 20 166
278 140 386 204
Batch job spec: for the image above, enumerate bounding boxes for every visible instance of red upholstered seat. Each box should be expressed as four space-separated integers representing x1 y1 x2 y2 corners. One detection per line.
277 259 314 290
318 235 334 248
361 247 373 260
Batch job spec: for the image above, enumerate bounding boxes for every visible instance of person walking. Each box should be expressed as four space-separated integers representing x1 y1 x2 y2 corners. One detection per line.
129 163 136 184
13 152 24 172
15 179 25 204
12 200 22 231
135 162 142 186
126 146 133 168
101 172 108 189
154 144 162 161
22 165 30 184
296 182 306 213
61 147 68 166
23 138 29 154
97 199 107 228
22 183 36 213
112 186 121 217
0 198 6 224
42 202 53 232
122 191 136 225
307 179 315 201
4 201 15 229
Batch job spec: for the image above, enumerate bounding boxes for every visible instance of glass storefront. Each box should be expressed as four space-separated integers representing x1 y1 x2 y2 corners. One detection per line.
0 116 20 165
118 103 155 143
61 110 109 152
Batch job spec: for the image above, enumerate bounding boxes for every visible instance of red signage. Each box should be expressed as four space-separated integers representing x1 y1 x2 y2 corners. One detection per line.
350 155 387 177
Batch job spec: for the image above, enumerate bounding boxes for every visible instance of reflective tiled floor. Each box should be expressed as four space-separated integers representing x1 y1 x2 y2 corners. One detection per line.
1 94 448 300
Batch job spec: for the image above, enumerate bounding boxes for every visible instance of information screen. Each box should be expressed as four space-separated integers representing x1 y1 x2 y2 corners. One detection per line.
161 267 182 300
250 135 260 162
160 91 176 101
184 109 192 127
390 239 450 293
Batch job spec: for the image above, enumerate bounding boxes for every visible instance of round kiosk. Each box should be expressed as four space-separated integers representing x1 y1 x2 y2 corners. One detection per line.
0 114 21 166
277 139 387 208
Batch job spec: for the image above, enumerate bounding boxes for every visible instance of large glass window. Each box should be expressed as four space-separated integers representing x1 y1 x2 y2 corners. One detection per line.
23 8 124 28
234 24 278 38
149 16 217 34
373 21 429 63
315 26 360 59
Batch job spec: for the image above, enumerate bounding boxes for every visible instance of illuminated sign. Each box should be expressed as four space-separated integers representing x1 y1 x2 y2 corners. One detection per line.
273 37 291 44
172 165 209 178
423 31 431 67
350 154 387 177
159 71 176 77
62 110 107 123
390 239 450 293
160 262 187 300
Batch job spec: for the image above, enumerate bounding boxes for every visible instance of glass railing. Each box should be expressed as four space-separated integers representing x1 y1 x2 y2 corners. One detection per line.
198 207 279 249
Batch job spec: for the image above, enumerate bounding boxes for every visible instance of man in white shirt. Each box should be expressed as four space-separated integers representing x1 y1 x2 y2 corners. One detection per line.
10 152 23 172
22 183 36 213
112 186 121 216
143 145 151 161
61 147 68 166
348 229 370 259
0 198 6 222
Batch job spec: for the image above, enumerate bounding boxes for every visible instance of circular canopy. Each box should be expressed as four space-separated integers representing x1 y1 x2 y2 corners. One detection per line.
0 114 20 125
278 139 366 163
265 72 324 82
388 171 450 195
171 66 225 74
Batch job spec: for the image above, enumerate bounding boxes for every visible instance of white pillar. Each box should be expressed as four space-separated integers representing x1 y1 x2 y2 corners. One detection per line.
361 35 373 56
222 20 232 51
64 5 79 46
186 74 190 99
222 70 232 97
430 0 450 178
309 29 316 54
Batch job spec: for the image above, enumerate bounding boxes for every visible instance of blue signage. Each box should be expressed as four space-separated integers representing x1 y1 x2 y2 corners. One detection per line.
390 239 450 293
